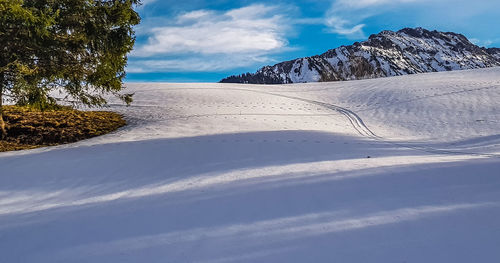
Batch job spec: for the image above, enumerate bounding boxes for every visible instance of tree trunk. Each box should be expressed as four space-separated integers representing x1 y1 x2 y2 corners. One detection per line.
0 73 6 139
0 100 4 140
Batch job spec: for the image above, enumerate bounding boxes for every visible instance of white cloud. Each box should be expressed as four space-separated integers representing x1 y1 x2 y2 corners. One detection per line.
335 0 421 9
132 4 288 57
127 55 275 73
469 38 497 47
325 16 366 39
129 4 292 72
469 38 480 45
176 10 212 22
324 0 425 39
484 40 493 47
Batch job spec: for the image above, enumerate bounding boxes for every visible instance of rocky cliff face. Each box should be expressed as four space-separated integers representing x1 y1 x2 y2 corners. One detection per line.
221 28 500 84
486 47 500 61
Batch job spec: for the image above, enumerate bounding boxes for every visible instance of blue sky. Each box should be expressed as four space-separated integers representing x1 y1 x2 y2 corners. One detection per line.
126 0 500 82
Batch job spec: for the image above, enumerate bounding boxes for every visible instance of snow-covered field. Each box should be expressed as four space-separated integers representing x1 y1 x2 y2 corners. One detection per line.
1 68 500 262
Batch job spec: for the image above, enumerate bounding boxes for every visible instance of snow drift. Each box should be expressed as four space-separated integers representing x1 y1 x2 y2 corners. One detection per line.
1 68 500 262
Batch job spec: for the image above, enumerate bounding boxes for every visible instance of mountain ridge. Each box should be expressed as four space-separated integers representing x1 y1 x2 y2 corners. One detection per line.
220 27 500 84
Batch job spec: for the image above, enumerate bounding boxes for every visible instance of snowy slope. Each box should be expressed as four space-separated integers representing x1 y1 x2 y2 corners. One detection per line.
221 28 500 84
1 68 500 262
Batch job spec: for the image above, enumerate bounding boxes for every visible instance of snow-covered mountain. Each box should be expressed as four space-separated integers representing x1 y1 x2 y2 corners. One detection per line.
221 28 500 84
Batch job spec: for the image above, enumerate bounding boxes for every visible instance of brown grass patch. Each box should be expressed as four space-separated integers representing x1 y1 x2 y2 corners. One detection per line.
0 105 126 152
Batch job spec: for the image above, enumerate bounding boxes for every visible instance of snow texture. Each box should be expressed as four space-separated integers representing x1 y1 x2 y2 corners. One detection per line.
1 67 500 262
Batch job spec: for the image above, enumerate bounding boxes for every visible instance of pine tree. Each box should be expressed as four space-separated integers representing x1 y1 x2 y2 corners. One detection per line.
0 0 54 138
0 0 141 138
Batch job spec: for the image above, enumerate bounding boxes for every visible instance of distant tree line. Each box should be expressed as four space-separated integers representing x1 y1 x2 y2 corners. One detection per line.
0 0 141 138
220 72 285 84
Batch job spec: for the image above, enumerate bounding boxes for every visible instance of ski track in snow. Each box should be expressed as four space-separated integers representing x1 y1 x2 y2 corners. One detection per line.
1 68 500 262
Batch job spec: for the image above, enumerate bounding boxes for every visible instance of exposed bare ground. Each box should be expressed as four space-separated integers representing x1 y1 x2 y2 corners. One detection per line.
0 106 126 152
